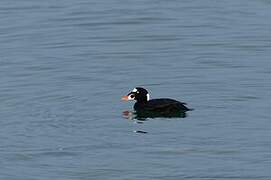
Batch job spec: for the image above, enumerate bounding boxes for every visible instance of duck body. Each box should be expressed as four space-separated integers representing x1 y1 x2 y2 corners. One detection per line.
122 87 191 118
134 98 189 112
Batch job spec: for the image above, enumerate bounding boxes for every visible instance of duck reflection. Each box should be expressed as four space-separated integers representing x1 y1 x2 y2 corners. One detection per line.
122 110 187 121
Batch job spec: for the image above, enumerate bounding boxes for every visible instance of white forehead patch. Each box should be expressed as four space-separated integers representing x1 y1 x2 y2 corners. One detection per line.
146 93 150 101
132 88 138 93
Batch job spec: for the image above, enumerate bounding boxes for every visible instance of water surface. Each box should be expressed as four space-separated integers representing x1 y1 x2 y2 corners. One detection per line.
1 0 271 179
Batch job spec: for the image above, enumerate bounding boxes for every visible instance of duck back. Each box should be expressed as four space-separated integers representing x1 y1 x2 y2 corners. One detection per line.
134 98 190 112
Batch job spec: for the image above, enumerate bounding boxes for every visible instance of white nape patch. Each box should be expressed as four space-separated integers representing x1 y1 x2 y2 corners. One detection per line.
132 88 138 93
146 93 150 101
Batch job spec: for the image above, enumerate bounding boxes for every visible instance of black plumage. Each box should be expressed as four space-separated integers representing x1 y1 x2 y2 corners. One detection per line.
122 87 191 118
134 98 189 112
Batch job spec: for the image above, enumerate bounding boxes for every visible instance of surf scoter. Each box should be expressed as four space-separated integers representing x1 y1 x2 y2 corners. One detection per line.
122 87 191 117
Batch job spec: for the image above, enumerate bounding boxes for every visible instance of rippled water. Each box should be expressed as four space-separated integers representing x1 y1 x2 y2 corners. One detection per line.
1 0 271 179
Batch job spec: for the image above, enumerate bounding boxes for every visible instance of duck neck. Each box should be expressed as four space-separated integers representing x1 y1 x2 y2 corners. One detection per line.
134 100 146 111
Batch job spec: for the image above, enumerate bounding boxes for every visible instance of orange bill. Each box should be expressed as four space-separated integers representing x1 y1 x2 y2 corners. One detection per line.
121 96 129 101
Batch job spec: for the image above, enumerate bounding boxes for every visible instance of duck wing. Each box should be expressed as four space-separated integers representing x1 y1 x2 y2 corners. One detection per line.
144 98 189 111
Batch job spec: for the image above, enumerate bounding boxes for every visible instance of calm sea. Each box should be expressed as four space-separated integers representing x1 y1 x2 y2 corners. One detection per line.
1 0 271 179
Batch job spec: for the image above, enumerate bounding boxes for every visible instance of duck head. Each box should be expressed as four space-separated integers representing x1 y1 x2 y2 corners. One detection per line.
122 87 150 103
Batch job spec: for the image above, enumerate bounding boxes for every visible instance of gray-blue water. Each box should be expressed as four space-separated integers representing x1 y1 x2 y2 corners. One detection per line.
1 0 271 179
